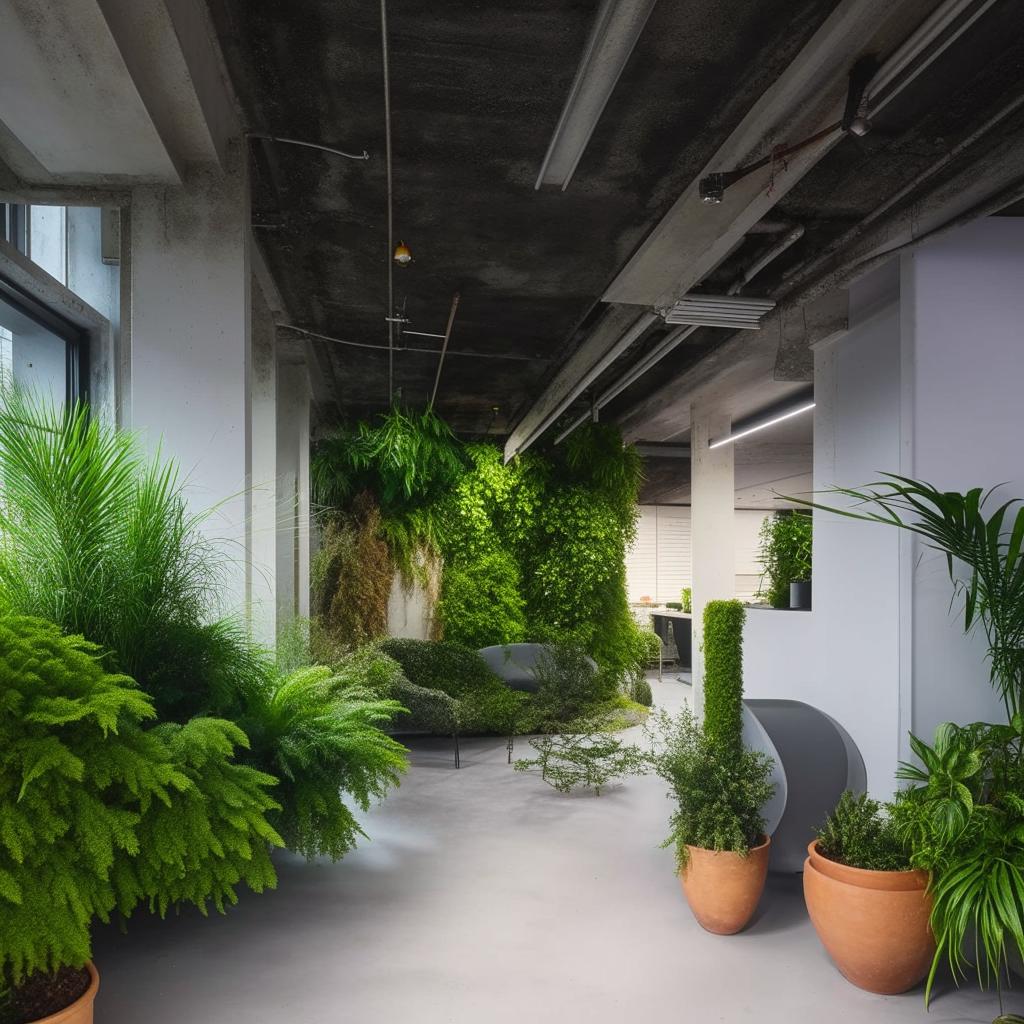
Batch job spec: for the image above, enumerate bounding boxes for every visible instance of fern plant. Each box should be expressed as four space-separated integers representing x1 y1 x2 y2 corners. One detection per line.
0 615 281 1004
233 665 409 860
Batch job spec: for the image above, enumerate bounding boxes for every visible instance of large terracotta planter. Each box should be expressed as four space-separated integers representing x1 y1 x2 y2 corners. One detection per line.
804 841 934 994
31 963 99 1024
679 836 771 934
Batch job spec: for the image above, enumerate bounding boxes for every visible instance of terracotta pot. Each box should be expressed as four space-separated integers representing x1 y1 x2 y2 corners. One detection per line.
679 836 771 935
32 963 99 1024
804 842 934 994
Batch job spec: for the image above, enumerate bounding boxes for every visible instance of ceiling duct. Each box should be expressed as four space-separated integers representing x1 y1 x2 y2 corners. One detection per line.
660 294 776 330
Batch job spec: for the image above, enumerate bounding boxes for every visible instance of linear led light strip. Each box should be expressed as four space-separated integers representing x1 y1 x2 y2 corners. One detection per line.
708 401 816 449
535 0 658 190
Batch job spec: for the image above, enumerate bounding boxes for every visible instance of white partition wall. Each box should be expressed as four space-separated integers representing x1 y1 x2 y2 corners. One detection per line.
744 216 1024 796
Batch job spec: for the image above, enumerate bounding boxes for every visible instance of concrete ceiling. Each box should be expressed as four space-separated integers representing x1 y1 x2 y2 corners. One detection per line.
208 0 840 432
208 0 1024 443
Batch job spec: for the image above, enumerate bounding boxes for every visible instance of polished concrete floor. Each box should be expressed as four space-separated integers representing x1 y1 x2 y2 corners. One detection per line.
93 676 1017 1023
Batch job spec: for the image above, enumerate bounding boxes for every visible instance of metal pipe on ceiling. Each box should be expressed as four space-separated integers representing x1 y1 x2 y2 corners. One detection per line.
246 132 369 162
279 323 545 361
780 89 1024 295
429 293 461 409
507 308 659 460
380 0 395 404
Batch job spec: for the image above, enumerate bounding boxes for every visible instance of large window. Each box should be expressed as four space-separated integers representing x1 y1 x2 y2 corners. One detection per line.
1 202 96 406
0 280 85 405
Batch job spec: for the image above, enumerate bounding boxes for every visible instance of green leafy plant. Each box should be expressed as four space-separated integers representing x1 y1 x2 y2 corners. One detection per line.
310 414 647 690
702 600 746 752
757 512 812 609
800 476 1024 1014
889 720 1024 1007
816 791 910 872
436 551 526 650
378 638 521 734
681 587 692 613
513 718 647 794
232 664 408 860
645 708 775 868
531 645 620 729
311 500 395 654
312 406 465 514
800 476 1024 719
0 615 281 1011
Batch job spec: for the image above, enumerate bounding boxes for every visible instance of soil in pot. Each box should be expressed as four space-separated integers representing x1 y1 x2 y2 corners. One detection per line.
7 963 98 1024
804 841 934 995
680 836 771 935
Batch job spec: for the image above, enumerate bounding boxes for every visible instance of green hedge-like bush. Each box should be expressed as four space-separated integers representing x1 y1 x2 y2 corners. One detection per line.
437 551 526 650
379 638 521 734
531 646 620 729
702 600 746 751
0 615 281 991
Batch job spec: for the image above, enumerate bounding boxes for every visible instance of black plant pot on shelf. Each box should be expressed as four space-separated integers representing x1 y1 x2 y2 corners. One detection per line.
790 580 812 610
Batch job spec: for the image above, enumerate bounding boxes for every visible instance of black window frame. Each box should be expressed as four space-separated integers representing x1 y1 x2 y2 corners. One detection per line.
0 273 89 407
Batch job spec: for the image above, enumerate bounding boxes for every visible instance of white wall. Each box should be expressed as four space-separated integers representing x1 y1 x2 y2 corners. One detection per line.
743 606 816 700
128 162 251 617
744 217 1024 796
627 505 769 604
809 262 906 795
903 217 1023 740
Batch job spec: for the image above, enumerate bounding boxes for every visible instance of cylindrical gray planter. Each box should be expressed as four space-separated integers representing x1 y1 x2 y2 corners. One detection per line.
790 580 812 610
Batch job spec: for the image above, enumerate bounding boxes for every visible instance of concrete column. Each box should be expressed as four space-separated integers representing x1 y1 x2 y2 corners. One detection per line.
248 282 277 645
690 405 735 712
127 156 252 618
276 358 311 629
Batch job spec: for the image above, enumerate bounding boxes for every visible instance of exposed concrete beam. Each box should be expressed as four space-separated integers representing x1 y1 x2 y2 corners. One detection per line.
602 0 924 309
95 0 223 175
0 0 180 183
161 0 243 170
618 111 1024 442
506 0 937 461
504 304 654 461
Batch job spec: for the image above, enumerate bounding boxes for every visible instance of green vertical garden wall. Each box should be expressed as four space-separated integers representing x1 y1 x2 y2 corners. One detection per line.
311 411 649 685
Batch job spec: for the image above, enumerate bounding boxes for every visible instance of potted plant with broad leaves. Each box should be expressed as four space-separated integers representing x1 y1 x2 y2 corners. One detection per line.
0 616 281 1024
646 601 776 934
804 791 934 995
888 720 1024 1018
798 476 1024 1020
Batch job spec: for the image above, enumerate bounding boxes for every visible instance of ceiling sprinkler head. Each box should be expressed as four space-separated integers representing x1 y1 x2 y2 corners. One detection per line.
393 241 412 265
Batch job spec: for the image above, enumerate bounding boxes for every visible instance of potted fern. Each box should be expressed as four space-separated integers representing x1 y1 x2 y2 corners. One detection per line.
804 791 933 994
0 616 282 1024
646 601 776 934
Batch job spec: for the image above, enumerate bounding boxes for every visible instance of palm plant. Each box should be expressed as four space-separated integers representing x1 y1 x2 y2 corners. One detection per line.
0 387 234 720
801 475 1024 718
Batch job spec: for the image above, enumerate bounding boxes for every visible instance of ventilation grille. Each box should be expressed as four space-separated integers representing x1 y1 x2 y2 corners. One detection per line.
660 294 776 330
